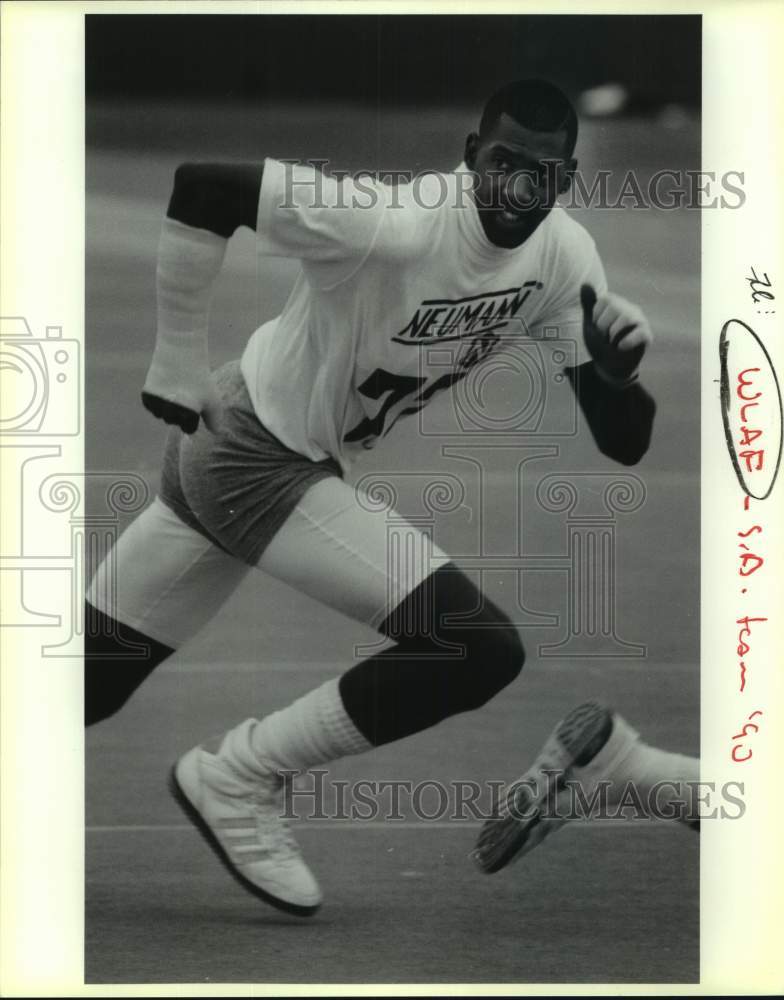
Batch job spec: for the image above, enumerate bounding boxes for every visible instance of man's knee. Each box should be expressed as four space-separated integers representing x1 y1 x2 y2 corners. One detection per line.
342 565 525 744
381 564 525 708
456 603 525 709
484 612 525 687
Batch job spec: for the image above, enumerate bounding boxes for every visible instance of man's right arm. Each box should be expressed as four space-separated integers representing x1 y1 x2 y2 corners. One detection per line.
141 162 265 434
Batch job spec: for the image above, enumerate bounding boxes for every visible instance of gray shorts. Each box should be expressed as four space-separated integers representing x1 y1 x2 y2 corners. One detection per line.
159 360 342 565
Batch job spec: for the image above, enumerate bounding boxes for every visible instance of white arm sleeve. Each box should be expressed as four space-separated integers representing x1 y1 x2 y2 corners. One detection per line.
143 217 227 410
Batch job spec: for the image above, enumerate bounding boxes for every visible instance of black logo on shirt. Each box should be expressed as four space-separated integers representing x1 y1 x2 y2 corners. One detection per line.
392 280 543 345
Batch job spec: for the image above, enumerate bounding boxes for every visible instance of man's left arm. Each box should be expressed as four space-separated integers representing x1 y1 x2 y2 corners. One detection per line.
565 283 656 467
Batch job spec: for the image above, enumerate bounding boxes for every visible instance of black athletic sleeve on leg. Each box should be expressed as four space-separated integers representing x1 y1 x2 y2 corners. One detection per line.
85 602 174 726
564 362 656 467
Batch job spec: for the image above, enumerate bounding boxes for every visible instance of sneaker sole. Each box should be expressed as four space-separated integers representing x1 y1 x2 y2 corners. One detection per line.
473 700 613 874
168 765 321 918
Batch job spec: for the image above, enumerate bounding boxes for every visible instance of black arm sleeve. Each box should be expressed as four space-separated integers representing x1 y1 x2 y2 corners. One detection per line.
167 162 264 237
564 362 656 466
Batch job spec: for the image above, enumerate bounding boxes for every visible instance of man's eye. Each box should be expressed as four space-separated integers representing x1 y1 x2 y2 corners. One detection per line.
493 157 512 172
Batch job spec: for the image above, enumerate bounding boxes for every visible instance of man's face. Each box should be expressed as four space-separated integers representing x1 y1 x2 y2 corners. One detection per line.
465 113 576 248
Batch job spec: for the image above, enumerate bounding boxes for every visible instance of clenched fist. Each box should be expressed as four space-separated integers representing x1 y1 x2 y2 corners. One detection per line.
141 344 224 435
580 284 652 386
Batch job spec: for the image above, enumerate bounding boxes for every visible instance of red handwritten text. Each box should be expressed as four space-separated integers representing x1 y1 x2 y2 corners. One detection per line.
731 710 763 763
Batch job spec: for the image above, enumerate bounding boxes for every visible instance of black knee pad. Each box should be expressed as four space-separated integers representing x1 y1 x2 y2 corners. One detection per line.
339 564 524 745
382 563 525 706
85 603 174 726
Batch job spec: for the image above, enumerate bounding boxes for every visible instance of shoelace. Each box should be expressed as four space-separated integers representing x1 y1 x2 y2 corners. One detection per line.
249 789 301 862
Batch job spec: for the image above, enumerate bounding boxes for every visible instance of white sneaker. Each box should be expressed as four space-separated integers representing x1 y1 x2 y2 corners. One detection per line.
170 745 322 916
473 700 699 874
472 700 619 874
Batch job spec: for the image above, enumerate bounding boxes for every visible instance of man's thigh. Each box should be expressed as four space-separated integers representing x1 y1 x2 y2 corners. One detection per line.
87 496 251 648
258 476 450 630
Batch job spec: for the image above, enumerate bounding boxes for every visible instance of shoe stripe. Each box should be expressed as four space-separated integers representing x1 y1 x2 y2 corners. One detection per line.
215 818 257 830
231 848 274 862
169 765 321 917
221 833 261 847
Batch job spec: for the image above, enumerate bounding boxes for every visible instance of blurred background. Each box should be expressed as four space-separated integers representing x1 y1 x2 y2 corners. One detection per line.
86 14 700 164
87 14 699 111
86 14 701 986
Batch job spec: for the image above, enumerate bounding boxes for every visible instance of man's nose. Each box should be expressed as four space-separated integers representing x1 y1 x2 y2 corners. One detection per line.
505 170 539 209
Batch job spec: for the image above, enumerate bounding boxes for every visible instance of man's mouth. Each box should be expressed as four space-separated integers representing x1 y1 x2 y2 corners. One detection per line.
498 206 527 225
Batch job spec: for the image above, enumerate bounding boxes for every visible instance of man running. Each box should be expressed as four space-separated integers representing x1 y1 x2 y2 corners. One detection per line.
86 79 698 915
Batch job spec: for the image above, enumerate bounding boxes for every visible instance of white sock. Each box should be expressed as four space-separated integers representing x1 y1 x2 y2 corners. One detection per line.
571 714 700 819
216 678 372 781
143 217 227 412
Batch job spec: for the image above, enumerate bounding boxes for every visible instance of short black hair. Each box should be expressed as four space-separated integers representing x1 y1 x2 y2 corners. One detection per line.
480 79 578 157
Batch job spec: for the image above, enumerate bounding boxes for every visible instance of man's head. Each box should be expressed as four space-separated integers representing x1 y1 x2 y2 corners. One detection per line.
465 79 578 248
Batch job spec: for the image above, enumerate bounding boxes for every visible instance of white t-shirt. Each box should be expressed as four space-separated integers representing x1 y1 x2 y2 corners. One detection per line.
241 158 607 472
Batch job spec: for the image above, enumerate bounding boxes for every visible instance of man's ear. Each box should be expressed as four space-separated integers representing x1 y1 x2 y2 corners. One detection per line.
559 157 577 195
464 132 479 169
